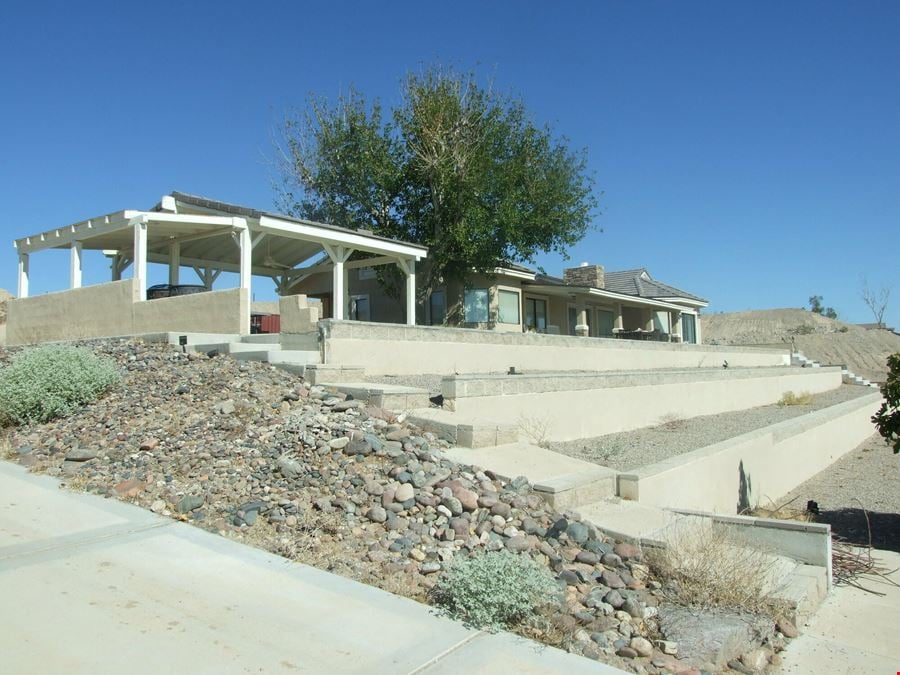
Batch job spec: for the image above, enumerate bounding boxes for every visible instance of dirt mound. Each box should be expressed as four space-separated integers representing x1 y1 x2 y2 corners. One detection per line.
0 288 13 325
703 308 900 383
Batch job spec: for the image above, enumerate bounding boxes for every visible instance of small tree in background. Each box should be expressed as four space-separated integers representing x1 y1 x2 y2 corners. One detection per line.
873 353 900 454
808 295 838 319
861 277 892 328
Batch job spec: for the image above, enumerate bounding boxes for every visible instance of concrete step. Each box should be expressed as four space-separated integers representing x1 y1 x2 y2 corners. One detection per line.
304 364 365 385
441 441 617 510
408 408 520 448
240 333 282 344
191 342 283 355
577 498 688 546
321 382 431 412
770 563 829 626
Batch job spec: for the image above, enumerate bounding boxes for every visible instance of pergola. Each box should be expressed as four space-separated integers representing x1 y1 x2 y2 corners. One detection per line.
14 192 428 331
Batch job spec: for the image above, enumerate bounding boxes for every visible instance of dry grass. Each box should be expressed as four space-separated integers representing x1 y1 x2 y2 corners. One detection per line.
647 522 783 615
518 414 553 446
0 432 14 460
778 390 814 406
657 412 686 430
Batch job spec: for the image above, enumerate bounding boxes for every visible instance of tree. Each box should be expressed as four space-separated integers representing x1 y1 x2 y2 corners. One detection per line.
808 295 837 319
872 353 900 453
861 277 892 328
278 67 598 300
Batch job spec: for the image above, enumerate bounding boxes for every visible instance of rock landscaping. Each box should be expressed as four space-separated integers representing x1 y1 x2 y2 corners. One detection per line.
1 338 793 673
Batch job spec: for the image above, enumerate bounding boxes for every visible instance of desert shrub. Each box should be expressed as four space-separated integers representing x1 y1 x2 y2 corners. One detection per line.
431 550 556 631
0 345 120 425
779 390 813 406
873 353 900 453
647 522 780 614
791 324 815 335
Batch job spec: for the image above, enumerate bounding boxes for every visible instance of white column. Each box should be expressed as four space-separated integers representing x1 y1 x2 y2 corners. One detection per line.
575 303 588 337
17 252 29 298
168 242 180 285
70 241 83 289
695 313 702 344
324 244 352 321
238 227 251 292
614 303 624 330
398 258 417 326
133 219 148 300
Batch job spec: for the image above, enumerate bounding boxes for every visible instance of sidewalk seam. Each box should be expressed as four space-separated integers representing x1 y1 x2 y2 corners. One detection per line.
406 630 484 674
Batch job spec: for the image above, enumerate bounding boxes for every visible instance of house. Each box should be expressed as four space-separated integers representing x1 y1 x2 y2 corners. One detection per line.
290 261 708 344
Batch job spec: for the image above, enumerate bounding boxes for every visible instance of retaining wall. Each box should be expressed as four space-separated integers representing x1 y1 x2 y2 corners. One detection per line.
6 279 247 345
618 392 882 514
320 320 787 375
442 367 844 441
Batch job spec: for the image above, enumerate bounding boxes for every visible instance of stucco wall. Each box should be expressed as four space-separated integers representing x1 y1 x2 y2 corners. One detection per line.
618 392 881 514
443 368 843 441
321 320 788 375
6 279 247 345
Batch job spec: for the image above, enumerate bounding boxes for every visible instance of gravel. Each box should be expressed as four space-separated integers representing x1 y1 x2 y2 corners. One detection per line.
547 385 875 471
775 433 900 551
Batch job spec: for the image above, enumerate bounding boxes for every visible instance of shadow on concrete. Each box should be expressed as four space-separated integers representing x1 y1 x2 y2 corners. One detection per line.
816 508 900 553
736 460 752 514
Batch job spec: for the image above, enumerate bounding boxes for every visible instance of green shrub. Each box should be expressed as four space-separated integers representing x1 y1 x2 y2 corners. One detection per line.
0 345 120 425
431 549 556 631
873 353 900 453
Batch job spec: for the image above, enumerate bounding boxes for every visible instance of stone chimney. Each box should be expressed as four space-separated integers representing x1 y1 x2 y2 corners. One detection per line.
563 263 605 289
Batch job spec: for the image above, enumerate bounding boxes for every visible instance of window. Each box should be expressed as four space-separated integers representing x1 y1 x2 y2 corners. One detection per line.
350 295 370 321
464 288 490 323
430 290 446 325
596 309 615 337
525 297 547 331
682 313 697 344
497 289 520 324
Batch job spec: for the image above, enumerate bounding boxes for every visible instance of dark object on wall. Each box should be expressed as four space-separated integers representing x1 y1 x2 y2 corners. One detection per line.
169 284 207 297
146 284 172 300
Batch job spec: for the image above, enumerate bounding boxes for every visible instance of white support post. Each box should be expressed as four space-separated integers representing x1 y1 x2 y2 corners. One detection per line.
17 252 29 298
323 244 352 321
575 303 589 337
695 313 702 345
168 241 180 286
238 224 251 292
133 219 148 301
614 303 624 331
70 241 83 289
396 258 417 326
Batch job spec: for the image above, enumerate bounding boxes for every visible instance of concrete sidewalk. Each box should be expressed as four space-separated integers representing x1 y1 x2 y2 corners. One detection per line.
0 462 623 674
779 548 900 674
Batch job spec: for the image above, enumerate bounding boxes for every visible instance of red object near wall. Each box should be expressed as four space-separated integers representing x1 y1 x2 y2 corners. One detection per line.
259 314 280 334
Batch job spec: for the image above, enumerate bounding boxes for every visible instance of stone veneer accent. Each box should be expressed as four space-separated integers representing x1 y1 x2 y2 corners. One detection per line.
563 264 605 288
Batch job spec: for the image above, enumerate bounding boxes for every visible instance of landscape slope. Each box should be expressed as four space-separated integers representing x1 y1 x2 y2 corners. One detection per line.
703 308 900 383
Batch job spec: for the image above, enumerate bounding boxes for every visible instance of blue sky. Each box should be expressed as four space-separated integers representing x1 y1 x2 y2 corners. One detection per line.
1 1 898 326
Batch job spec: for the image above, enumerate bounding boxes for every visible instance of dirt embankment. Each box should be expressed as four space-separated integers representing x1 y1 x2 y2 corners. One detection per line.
703 308 900 383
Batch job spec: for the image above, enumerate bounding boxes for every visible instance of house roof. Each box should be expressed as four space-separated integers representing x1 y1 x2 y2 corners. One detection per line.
602 268 708 303
165 191 427 252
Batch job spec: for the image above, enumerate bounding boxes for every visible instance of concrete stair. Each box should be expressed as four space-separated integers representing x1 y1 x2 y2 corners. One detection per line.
304 364 366 385
794 352 878 389
320 382 432 411
408 408 520 448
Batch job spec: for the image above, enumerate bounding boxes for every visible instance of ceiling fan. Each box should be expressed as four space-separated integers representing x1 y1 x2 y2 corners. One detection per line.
262 238 293 270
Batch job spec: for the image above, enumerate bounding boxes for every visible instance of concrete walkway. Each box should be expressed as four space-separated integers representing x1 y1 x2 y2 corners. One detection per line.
779 548 900 674
0 462 623 675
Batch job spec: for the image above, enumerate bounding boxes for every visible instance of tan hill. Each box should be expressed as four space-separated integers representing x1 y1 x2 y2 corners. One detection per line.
703 308 900 383
0 288 13 324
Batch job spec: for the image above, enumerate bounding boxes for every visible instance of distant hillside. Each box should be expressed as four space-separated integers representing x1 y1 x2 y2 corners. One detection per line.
703 308 900 383
0 288 12 324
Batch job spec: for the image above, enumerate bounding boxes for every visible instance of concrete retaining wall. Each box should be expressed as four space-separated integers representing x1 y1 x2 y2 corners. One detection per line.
6 279 247 345
618 392 882 514
320 320 787 375
442 367 844 441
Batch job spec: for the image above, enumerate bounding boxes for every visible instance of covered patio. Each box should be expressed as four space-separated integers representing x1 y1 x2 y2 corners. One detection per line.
10 192 427 343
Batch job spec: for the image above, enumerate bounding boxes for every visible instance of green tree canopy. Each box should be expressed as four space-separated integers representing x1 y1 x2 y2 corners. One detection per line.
278 67 598 299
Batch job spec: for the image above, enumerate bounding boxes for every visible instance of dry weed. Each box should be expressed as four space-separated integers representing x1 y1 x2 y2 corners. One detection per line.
647 522 782 615
778 390 813 406
518 414 553 446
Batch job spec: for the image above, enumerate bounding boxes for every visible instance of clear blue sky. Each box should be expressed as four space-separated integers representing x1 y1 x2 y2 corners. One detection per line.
2 1 898 326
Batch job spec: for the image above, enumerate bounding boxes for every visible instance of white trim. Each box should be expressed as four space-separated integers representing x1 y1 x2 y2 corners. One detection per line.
526 283 690 312
654 296 709 308
133 219 148 301
17 253 29 298
70 241 83 289
494 266 536 281
258 215 426 260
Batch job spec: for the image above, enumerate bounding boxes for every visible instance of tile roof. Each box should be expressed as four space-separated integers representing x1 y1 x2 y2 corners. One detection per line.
603 268 707 303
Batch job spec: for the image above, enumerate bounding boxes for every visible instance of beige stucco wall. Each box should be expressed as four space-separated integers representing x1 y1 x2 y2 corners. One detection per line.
444 368 843 441
6 279 247 345
619 392 881 514
290 268 406 324
133 288 247 335
321 320 788 375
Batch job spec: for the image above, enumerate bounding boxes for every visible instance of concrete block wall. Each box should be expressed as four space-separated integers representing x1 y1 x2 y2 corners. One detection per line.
618 392 882 514
440 367 843 441
320 320 788 375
